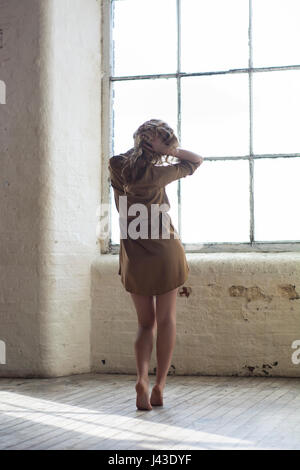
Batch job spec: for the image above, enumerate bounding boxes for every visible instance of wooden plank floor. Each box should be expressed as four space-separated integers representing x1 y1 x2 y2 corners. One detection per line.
0 373 300 450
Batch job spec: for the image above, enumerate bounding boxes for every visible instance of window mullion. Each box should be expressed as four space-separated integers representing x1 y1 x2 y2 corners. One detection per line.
177 0 182 238
249 0 255 244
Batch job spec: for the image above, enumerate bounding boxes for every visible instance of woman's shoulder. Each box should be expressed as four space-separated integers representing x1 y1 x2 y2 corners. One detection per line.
109 154 125 162
109 154 125 168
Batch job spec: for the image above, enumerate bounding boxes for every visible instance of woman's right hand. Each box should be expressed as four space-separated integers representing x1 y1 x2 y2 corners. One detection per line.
142 135 179 156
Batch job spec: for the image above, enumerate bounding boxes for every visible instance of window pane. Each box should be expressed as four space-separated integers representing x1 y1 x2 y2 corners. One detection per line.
112 0 177 76
253 70 300 154
181 0 249 73
252 0 300 68
254 158 300 241
112 78 177 155
111 78 178 243
181 160 250 243
181 75 249 157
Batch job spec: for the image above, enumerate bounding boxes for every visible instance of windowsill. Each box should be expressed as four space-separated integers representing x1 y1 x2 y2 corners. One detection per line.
94 251 300 267
106 242 300 255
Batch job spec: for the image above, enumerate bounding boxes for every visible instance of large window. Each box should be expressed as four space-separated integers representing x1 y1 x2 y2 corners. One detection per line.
106 0 300 252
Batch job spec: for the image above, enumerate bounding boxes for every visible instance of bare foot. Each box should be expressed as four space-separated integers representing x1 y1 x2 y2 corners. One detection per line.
150 384 164 406
135 380 152 411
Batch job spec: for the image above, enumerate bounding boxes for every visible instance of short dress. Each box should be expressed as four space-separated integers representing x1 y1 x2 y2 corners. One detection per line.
108 154 201 296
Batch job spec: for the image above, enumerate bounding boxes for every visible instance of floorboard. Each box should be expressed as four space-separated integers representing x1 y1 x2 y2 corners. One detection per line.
0 373 299 450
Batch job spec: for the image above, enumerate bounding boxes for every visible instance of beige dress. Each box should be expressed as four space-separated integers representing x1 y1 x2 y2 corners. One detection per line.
108 154 201 295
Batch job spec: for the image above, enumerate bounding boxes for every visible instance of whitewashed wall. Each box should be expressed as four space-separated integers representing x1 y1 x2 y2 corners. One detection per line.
0 0 101 377
91 253 300 377
1 0 300 379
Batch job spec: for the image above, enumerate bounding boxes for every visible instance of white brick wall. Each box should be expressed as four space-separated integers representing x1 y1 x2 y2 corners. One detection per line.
91 253 300 377
1 0 300 380
0 0 101 377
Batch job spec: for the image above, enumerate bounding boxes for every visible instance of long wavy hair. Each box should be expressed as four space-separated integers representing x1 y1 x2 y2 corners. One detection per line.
120 119 179 188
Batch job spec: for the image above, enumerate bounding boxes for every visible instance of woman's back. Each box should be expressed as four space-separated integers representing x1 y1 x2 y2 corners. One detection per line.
108 153 202 296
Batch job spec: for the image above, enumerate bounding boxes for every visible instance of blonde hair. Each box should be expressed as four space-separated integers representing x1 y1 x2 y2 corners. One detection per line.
120 119 179 186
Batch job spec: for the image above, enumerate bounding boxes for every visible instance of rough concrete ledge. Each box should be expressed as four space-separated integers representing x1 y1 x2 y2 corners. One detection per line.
91 252 300 378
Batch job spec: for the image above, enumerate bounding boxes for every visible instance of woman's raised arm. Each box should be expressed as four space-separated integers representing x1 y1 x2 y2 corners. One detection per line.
171 147 204 164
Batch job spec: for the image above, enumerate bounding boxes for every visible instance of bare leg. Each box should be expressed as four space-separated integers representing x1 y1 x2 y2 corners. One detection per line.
151 287 178 406
130 292 156 410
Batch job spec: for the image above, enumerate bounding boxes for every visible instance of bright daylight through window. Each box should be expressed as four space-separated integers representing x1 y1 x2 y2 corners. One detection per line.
108 0 300 249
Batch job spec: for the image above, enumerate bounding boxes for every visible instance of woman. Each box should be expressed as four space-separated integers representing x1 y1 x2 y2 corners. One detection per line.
108 119 204 410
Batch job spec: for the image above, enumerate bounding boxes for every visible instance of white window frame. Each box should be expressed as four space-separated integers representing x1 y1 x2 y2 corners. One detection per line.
100 0 300 254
